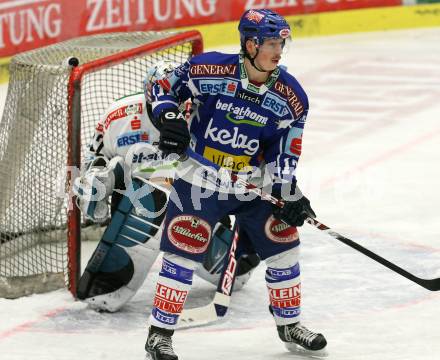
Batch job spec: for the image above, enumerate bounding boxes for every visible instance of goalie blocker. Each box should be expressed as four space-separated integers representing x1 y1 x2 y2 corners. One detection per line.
77 178 260 312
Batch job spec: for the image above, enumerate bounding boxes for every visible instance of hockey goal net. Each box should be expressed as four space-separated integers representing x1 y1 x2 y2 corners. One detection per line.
0 30 203 299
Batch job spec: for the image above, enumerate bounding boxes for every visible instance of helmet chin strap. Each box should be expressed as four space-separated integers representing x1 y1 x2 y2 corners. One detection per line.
245 49 268 73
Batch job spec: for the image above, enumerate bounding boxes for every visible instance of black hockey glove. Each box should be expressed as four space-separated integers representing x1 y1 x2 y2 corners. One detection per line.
158 108 190 156
272 192 316 227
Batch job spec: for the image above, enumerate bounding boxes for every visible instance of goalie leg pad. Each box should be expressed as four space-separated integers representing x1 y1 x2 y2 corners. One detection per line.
234 253 260 290
196 223 233 285
84 245 159 312
77 179 168 312
196 223 260 291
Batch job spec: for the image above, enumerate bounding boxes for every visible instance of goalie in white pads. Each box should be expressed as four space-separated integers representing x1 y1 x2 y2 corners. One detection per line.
72 61 259 313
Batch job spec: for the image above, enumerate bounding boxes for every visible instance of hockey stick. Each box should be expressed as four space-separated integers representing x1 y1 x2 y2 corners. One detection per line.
182 149 440 292
178 225 240 328
304 218 440 291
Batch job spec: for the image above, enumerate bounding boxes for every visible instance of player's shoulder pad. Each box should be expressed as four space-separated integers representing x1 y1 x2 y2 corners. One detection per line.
102 92 145 130
189 52 238 77
274 68 309 119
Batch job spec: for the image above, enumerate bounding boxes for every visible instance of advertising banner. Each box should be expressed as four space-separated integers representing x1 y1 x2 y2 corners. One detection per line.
0 0 401 58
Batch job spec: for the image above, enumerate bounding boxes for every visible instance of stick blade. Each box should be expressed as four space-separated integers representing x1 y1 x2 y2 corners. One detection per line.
178 303 219 329
420 278 440 291
177 292 231 329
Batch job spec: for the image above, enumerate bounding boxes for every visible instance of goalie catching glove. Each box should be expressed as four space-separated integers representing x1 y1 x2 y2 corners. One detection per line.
272 187 316 227
73 156 124 222
158 108 190 156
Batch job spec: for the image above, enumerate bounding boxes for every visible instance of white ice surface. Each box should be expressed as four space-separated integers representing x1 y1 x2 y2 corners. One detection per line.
1 27 440 360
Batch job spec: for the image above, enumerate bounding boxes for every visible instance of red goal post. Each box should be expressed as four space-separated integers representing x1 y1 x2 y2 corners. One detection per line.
0 30 203 299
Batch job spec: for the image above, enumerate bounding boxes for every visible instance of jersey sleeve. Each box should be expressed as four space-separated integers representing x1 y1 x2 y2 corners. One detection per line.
262 71 310 198
83 116 112 170
263 110 308 197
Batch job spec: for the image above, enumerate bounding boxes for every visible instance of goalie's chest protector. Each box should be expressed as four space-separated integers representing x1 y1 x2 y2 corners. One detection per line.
187 53 301 173
101 93 160 158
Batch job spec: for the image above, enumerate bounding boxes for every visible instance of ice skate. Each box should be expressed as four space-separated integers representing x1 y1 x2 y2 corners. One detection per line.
277 322 328 358
145 326 178 360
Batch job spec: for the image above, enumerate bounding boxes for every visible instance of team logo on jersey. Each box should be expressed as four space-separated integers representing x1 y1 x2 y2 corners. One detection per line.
204 118 260 156
104 103 143 129
131 116 141 130
264 215 299 243
132 151 161 163
126 103 143 115
236 89 262 105
168 215 212 254
203 146 252 171
262 92 289 117
199 79 238 96
216 99 268 127
190 64 237 76
116 131 149 147
273 81 304 118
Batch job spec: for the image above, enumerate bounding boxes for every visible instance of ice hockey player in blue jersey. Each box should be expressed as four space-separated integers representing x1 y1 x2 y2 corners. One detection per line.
144 9 327 360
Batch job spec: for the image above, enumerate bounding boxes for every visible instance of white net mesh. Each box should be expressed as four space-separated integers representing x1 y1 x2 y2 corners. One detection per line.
0 31 199 298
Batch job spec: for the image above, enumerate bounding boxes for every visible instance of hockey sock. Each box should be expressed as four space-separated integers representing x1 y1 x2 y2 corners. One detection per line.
149 253 197 330
265 248 301 326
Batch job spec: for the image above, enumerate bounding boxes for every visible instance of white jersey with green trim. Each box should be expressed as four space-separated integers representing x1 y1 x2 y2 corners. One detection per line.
85 92 160 167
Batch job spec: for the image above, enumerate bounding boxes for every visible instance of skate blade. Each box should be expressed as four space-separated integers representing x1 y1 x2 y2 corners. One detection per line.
284 342 329 358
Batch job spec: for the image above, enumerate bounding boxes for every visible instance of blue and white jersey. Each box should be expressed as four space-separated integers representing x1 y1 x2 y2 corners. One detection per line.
151 52 309 190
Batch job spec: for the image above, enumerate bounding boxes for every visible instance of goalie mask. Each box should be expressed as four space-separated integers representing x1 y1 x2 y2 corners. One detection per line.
144 60 178 104
144 61 178 128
